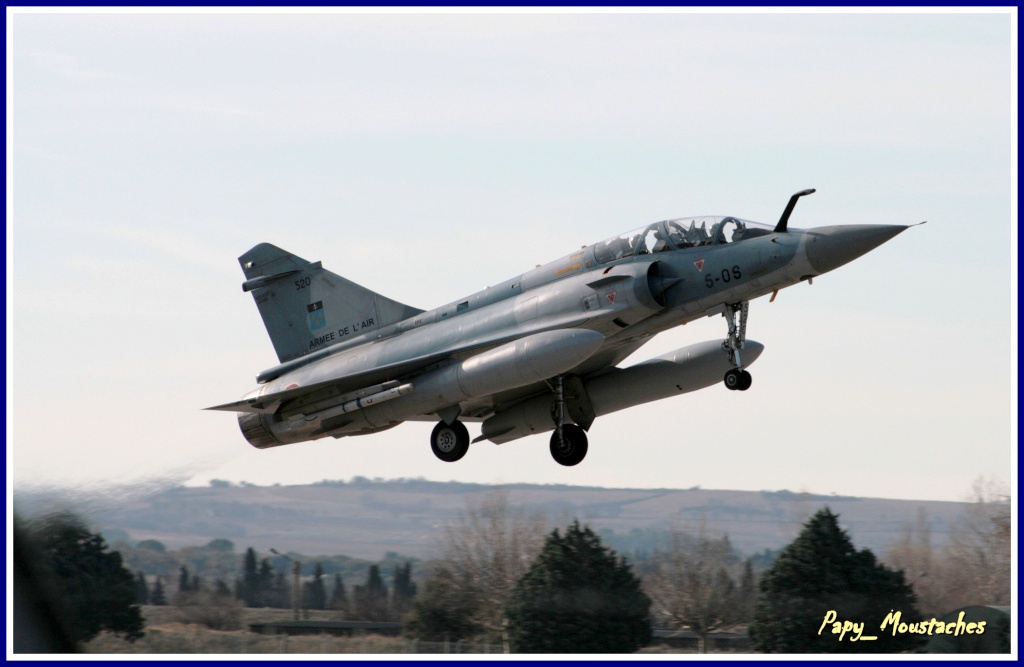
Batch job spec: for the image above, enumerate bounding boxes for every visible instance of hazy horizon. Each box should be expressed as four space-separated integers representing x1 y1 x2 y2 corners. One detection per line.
14 471 992 507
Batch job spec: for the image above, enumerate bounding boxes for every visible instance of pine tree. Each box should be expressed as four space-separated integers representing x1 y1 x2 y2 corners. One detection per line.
150 577 167 606
505 520 652 653
736 558 758 623
241 547 260 607
305 563 327 610
751 507 924 653
258 558 274 607
178 566 191 595
135 571 149 605
273 571 289 609
391 562 417 617
20 513 145 644
354 565 389 621
330 573 349 613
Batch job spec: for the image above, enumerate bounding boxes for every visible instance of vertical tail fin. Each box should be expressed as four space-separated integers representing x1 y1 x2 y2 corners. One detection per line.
239 243 424 363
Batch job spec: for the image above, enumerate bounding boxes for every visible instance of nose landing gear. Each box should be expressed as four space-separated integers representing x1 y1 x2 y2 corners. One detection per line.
724 368 752 391
723 301 753 392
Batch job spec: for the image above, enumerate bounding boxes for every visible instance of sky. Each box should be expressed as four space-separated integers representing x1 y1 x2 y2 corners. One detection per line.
8 9 1016 505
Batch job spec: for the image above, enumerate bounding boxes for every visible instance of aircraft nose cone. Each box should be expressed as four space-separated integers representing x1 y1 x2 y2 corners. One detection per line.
805 224 907 274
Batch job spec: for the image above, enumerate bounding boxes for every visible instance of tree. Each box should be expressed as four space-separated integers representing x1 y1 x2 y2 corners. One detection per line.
330 573 349 613
150 577 167 606
258 558 275 607
736 559 758 622
751 507 922 653
305 563 327 611
135 539 166 553
134 572 149 605
405 566 482 642
885 480 1011 615
177 566 192 595
945 478 1010 606
21 512 145 645
354 565 389 621
240 547 260 606
204 538 235 552
645 531 742 652
505 521 652 653
405 489 547 644
272 571 290 609
392 562 417 617
884 508 952 615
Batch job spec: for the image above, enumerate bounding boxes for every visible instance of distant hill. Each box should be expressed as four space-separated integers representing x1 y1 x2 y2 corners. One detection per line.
15 478 970 561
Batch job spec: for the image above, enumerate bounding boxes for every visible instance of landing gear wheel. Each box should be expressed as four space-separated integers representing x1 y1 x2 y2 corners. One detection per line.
738 371 752 391
549 424 589 467
724 369 742 391
431 420 469 463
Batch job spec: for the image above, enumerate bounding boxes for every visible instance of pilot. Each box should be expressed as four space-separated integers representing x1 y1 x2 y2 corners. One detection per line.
731 220 748 242
652 230 671 253
627 234 642 256
614 237 633 259
598 240 617 263
695 223 711 246
685 223 704 247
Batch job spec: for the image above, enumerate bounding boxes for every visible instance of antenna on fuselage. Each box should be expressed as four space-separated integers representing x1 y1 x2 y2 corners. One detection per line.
774 188 816 233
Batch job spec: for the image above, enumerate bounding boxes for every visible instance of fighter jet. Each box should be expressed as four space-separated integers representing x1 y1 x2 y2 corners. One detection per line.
207 189 915 466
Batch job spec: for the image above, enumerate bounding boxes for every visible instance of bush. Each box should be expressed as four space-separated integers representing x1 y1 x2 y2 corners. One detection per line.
173 591 243 631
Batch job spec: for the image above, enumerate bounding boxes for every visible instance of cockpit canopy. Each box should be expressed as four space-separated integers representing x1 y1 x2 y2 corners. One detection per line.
592 216 775 264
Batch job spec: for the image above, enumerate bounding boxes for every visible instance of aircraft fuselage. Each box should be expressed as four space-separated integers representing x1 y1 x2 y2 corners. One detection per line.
210 190 913 465
228 216 906 452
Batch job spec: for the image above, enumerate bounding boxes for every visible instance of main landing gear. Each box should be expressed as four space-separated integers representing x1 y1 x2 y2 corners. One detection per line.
548 375 589 466
430 376 594 466
723 301 753 392
430 420 469 462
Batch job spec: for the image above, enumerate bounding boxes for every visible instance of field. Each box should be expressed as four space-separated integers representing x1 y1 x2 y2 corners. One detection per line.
85 605 498 655
83 605 738 654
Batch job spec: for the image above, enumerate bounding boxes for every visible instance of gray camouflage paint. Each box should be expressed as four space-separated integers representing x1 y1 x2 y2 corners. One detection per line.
209 199 907 454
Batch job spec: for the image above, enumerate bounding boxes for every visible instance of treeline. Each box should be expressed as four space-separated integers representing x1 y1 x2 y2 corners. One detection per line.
113 536 414 588
400 485 1011 653
17 480 1010 654
15 510 424 652
400 496 923 652
400 492 763 652
133 547 418 623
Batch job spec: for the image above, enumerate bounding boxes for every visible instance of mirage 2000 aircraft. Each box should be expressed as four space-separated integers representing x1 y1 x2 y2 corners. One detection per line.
208 189 916 466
